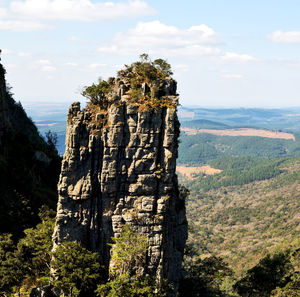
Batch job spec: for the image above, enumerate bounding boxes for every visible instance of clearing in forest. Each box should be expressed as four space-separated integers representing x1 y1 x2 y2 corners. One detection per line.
176 165 222 180
181 128 295 140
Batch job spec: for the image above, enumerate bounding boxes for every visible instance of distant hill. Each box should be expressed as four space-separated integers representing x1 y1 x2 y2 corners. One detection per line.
180 119 230 129
178 106 300 131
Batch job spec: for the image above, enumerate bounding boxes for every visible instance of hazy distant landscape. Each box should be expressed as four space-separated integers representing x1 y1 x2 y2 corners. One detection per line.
24 103 300 156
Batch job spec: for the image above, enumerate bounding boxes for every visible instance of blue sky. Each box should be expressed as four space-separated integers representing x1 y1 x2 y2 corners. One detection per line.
1 0 300 108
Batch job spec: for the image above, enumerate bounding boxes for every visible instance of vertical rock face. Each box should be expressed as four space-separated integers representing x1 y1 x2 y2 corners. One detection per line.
53 76 187 287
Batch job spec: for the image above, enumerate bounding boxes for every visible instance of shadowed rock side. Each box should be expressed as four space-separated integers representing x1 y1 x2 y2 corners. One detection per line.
52 79 187 289
0 59 60 238
0 60 10 140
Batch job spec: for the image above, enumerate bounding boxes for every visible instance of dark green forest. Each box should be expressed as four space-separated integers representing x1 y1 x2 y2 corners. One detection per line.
178 132 300 164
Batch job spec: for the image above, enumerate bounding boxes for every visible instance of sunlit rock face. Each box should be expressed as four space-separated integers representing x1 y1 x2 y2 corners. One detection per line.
52 76 187 289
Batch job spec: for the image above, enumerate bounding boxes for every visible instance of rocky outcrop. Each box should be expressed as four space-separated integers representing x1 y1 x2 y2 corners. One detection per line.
52 74 187 289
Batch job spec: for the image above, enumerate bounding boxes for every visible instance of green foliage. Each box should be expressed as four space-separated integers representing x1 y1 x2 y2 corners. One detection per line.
179 156 283 193
0 208 55 295
153 58 173 76
271 272 300 297
233 252 293 297
0 89 61 239
0 233 21 296
179 254 233 297
109 225 148 277
17 207 55 278
81 55 176 112
178 132 298 165
181 155 300 288
97 225 171 297
51 241 103 297
96 274 171 297
117 54 175 105
81 78 111 106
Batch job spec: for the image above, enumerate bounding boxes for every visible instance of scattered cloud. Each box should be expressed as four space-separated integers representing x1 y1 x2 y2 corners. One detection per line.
0 20 47 31
269 30 300 43
41 65 56 72
1 48 13 54
5 64 18 69
0 0 156 31
0 7 7 18
35 59 51 65
221 52 257 63
68 36 81 41
18 51 31 57
88 63 107 69
174 64 189 72
222 74 243 79
98 20 222 56
9 0 156 21
64 62 79 67
33 59 56 72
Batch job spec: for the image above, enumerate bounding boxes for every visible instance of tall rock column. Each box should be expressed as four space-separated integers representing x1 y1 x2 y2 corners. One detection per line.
52 69 187 289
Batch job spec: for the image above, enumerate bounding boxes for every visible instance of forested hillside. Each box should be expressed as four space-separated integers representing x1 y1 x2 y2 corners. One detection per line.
178 132 300 164
178 156 300 296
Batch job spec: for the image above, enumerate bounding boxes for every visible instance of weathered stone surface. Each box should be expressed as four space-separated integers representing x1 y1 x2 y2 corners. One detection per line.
52 77 187 291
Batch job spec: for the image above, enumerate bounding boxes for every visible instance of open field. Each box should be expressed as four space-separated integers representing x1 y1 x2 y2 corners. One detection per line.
176 165 222 180
181 127 296 140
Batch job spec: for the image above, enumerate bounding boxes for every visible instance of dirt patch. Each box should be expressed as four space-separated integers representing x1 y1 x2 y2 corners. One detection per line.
181 128 295 141
177 165 222 180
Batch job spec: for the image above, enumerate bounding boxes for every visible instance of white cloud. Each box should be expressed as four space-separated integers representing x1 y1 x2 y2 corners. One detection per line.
0 7 7 18
88 63 107 69
269 30 300 43
6 64 18 69
18 51 31 57
41 65 56 72
222 74 243 79
35 59 51 65
221 52 257 63
68 36 80 41
174 64 189 72
98 20 222 56
0 20 47 31
0 0 156 31
9 0 156 21
1 49 13 54
65 62 78 67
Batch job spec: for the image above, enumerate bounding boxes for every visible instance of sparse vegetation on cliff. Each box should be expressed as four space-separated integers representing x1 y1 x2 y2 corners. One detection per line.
81 54 178 116
81 78 112 108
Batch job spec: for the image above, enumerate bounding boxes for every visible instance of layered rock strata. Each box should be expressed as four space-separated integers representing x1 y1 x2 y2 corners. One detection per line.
52 77 187 288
